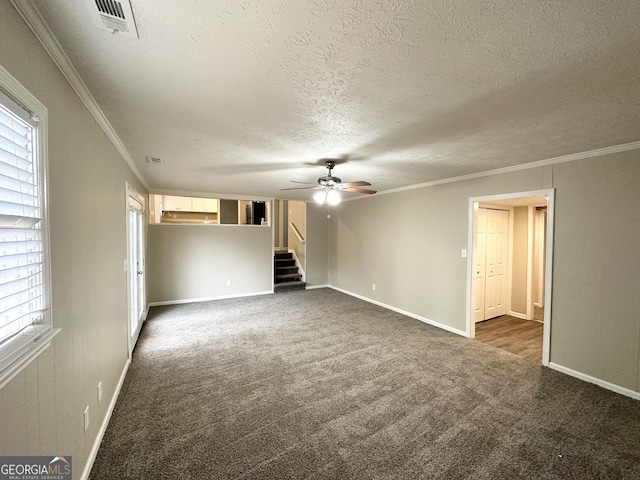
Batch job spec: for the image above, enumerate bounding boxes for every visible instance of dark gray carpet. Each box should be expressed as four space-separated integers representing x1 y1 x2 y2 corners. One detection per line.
90 288 640 479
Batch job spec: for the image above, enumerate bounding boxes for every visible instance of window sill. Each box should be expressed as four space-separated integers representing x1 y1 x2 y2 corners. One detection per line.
0 327 60 390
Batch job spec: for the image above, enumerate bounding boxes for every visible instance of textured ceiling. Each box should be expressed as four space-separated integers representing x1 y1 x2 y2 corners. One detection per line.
23 0 640 199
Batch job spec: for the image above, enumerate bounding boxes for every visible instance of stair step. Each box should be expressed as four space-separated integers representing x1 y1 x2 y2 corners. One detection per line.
274 281 306 292
275 258 295 267
275 273 302 282
274 252 293 260
276 266 299 275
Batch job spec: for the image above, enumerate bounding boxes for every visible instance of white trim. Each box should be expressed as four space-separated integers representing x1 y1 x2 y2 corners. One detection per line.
148 290 273 307
80 358 131 480
9 0 149 191
541 190 555 366
345 140 640 201
329 285 468 337
0 64 56 389
305 284 329 290
508 311 528 320
466 189 555 366
125 182 146 356
0 328 60 390
549 362 640 401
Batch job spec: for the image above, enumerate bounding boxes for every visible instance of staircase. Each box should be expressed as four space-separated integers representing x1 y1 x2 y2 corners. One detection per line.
274 251 306 292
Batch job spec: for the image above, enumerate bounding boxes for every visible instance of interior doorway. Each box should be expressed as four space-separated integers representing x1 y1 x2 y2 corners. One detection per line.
126 183 146 355
467 189 554 365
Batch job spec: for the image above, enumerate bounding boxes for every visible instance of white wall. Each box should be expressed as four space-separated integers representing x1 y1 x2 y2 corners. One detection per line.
0 2 147 477
305 202 329 287
147 225 273 304
287 201 306 271
328 153 640 394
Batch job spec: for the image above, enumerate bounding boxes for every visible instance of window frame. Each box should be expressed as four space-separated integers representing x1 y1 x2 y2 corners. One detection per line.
0 65 57 390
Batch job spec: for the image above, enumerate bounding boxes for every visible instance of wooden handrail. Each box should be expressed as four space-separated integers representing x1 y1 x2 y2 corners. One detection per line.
289 222 305 243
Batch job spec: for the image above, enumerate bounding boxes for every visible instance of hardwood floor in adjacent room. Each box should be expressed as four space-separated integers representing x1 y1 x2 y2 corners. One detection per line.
475 315 543 362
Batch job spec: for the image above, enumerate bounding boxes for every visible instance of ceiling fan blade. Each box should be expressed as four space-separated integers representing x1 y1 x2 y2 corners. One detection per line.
343 187 377 194
340 181 371 187
289 180 316 185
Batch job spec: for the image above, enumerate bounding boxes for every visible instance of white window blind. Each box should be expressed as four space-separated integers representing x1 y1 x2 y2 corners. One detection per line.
0 83 55 383
0 98 44 332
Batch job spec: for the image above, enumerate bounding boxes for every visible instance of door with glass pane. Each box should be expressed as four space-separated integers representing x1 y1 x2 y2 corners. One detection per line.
127 185 145 352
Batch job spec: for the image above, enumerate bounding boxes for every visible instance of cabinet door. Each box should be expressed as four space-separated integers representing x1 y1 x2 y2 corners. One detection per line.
192 197 218 212
163 195 192 211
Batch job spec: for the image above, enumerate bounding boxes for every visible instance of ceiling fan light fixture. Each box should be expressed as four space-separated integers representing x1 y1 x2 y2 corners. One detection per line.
313 190 326 204
312 188 341 205
326 189 341 205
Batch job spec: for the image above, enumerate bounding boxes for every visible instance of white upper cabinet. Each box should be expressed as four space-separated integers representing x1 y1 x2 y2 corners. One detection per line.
191 197 218 212
162 196 219 212
162 195 192 211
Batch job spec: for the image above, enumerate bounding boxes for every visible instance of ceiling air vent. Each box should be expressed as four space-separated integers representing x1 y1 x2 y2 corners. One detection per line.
145 156 164 165
92 0 139 38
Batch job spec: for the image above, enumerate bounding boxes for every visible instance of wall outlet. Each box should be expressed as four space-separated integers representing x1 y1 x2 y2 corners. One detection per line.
461 249 467 258
97 381 103 404
226 279 232 286
84 406 90 432
372 283 376 291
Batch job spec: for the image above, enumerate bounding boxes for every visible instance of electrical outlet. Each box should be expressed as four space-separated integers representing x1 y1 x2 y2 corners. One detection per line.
372 283 376 291
84 406 90 432
97 381 103 404
226 279 232 286
461 249 467 258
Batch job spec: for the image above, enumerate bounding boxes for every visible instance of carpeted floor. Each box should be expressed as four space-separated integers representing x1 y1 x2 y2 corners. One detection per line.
90 288 640 479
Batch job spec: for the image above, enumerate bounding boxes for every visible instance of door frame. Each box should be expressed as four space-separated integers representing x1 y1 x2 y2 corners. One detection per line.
126 182 146 356
466 188 555 366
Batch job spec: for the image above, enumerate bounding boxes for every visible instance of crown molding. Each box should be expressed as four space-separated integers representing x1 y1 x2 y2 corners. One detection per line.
10 0 150 191
370 140 640 199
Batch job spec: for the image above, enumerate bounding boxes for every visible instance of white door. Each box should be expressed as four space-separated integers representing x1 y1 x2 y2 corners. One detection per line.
127 186 145 352
473 208 487 322
475 208 508 322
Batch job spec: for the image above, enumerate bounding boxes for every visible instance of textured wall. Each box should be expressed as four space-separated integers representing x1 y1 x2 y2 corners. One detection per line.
0 2 147 477
329 155 640 393
305 203 329 287
147 225 273 303
551 153 640 390
511 206 529 316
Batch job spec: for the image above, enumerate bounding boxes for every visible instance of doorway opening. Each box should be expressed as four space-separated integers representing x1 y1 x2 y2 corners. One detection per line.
466 189 554 365
126 183 146 355
273 200 307 291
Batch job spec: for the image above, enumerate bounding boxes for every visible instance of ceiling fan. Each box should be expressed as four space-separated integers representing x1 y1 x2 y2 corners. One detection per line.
282 160 376 205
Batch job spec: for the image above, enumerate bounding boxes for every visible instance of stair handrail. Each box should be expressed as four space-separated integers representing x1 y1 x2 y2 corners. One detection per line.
289 222 305 244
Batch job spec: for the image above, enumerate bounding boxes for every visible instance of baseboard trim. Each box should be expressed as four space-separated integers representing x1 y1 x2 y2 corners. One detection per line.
305 284 329 290
508 311 528 320
80 357 131 480
148 290 273 307
329 285 468 337
548 362 640 401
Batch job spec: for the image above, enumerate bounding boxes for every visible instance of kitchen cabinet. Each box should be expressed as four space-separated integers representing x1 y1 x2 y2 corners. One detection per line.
162 195 192 211
191 197 218 213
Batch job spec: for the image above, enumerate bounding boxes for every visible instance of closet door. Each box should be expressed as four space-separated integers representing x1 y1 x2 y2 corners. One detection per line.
475 208 508 322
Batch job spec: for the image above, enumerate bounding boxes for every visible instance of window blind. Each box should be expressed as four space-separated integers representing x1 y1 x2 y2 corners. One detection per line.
0 97 45 350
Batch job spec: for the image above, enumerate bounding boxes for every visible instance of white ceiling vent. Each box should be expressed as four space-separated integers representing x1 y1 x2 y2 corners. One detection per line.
92 0 139 38
145 156 164 165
